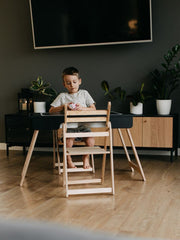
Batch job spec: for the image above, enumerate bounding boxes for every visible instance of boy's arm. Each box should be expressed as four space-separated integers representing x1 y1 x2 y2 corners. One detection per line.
49 103 96 113
49 103 82 113
88 103 96 110
49 105 64 113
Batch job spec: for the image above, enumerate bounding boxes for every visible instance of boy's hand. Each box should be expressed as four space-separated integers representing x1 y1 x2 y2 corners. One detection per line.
68 103 83 111
74 103 83 110
68 102 77 110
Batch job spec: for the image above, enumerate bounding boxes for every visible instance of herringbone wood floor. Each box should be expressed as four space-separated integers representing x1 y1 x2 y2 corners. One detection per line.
0 150 180 240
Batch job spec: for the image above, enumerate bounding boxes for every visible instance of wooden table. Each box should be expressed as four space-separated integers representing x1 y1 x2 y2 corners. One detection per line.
20 112 146 186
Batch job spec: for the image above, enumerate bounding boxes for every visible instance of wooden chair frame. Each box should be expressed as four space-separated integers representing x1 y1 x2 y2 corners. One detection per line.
62 102 115 197
53 130 95 175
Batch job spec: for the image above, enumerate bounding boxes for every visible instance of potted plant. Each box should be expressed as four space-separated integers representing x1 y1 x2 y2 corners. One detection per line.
126 83 151 115
101 80 126 101
101 80 150 114
30 76 57 113
151 43 180 115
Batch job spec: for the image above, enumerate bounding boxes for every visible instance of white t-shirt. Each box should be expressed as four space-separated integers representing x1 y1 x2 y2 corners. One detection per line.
51 89 95 128
51 89 95 108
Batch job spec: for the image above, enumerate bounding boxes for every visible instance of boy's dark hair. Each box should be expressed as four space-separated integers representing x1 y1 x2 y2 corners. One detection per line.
62 67 80 79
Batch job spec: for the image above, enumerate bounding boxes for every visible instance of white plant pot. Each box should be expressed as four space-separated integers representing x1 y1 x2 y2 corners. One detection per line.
130 102 143 115
156 99 172 115
33 101 46 113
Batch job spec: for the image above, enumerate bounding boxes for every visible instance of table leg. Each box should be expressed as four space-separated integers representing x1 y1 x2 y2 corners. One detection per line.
170 149 173 163
117 128 146 181
20 130 39 186
126 129 146 181
6 144 9 156
117 128 134 173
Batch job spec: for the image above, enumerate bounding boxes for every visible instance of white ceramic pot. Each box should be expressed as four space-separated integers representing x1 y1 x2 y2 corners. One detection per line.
33 101 46 113
130 102 143 115
156 99 172 115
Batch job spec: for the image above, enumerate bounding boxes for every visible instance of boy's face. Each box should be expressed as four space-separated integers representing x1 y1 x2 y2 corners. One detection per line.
63 74 81 94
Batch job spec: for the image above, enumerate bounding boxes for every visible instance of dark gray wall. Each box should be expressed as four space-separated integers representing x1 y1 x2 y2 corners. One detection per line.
1 0 180 143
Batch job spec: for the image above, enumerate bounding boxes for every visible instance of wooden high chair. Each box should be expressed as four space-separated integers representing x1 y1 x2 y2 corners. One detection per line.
62 102 115 197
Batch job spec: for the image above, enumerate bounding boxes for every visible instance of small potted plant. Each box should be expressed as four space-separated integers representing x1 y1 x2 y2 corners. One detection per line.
101 80 150 114
151 43 180 115
126 83 151 115
30 76 57 113
101 80 126 101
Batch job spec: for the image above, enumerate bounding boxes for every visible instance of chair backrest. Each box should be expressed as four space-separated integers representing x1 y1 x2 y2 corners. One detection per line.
64 102 111 128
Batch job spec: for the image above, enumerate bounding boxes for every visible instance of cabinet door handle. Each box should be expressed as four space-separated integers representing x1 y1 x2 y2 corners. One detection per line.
26 128 30 131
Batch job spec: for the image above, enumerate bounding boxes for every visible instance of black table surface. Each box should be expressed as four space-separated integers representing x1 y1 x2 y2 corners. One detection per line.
30 112 133 130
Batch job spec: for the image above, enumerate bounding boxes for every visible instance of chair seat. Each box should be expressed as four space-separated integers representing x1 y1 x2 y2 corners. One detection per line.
66 146 110 155
65 131 109 138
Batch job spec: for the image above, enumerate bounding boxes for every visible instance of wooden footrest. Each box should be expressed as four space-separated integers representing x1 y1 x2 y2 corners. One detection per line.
68 178 102 185
66 146 109 155
55 162 94 172
67 187 113 196
62 167 94 173
55 161 83 167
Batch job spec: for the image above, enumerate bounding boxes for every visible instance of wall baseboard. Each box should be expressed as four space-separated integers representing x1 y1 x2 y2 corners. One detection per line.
0 143 53 152
0 143 23 151
0 143 179 156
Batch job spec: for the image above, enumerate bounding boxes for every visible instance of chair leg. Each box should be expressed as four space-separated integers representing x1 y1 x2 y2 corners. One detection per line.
109 124 115 194
101 136 108 184
91 154 95 173
52 130 56 169
56 134 61 175
63 153 69 197
62 124 69 196
101 154 106 184
53 130 62 175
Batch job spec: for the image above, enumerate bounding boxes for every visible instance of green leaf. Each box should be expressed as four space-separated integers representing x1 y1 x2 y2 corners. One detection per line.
140 83 144 93
101 80 109 91
161 63 168 70
174 44 180 52
29 76 57 101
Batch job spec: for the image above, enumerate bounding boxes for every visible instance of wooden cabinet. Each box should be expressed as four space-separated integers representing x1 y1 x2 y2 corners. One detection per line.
142 117 173 148
112 115 178 161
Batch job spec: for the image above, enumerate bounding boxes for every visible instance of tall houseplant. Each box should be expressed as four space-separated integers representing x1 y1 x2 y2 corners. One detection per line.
30 76 57 113
151 43 180 114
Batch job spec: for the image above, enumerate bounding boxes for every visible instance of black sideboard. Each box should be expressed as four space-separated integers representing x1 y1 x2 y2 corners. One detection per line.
5 113 53 156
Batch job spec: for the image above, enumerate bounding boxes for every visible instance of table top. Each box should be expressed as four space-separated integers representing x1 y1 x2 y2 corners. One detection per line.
30 112 133 130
